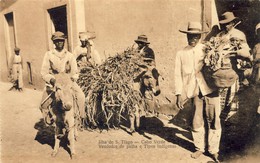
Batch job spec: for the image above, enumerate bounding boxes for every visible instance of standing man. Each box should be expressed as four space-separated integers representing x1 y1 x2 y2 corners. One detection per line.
73 32 101 72
39 31 86 126
175 22 221 162
9 47 23 91
129 35 160 134
216 12 252 115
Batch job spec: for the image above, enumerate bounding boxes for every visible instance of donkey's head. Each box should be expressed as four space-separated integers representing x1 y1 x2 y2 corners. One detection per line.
141 68 160 96
54 73 74 112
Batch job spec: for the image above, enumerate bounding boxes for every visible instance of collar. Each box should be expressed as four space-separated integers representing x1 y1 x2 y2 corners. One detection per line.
52 49 67 59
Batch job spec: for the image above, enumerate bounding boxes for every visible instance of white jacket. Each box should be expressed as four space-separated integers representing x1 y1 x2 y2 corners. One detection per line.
41 49 78 83
174 43 214 99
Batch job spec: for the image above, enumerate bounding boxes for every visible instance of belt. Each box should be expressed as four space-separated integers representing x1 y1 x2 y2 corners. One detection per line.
13 63 21 64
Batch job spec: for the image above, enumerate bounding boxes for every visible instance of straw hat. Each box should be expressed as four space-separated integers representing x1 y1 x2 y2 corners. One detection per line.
219 12 238 24
79 32 91 41
179 22 207 34
135 35 150 44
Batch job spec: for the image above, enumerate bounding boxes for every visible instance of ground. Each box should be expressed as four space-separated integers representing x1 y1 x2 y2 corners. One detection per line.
0 82 260 163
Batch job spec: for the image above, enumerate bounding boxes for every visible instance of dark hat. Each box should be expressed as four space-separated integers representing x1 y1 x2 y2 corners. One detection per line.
14 47 20 51
179 22 207 34
51 31 66 41
219 12 238 24
135 35 150 44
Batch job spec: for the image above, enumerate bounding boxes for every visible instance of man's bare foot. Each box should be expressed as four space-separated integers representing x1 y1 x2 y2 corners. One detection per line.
191 151 203 159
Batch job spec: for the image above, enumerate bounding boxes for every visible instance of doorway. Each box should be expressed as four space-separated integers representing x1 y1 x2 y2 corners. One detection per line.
47 5 70 50
4 12 16 71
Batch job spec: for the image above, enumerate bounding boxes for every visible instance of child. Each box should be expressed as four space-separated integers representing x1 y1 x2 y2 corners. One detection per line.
9 47 23 91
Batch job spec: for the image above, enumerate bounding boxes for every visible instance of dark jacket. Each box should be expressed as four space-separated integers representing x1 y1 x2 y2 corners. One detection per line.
142 46 155 59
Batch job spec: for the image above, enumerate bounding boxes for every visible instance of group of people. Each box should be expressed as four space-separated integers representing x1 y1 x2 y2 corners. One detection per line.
38 31 156 126
8 9 260 162
175 11 260 162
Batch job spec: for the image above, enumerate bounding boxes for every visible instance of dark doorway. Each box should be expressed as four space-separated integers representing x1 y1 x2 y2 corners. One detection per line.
47 5 69 50
4 12 16 70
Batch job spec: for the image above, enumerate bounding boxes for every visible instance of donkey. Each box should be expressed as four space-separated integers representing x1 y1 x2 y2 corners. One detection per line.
50 73 77 159
129 67 161 133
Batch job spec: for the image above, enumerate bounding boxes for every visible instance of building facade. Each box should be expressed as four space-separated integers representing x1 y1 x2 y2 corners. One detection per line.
1 0 241 90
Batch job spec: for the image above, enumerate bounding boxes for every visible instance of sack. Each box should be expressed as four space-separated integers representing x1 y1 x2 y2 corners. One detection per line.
203 67 238 88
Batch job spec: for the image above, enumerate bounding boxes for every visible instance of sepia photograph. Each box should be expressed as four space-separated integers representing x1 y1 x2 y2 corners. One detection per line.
0 0 260 162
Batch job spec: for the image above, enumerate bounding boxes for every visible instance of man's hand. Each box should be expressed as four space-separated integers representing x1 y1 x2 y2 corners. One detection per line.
50 78 56 86
224 50 237 58
176 95 184 110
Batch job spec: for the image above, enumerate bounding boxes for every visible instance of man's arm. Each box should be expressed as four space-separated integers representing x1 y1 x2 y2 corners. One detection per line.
174 51 184 109
70 53 79 81
41 52 55 83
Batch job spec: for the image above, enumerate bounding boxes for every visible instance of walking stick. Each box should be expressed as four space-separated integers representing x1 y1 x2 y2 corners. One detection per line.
40 91 54 106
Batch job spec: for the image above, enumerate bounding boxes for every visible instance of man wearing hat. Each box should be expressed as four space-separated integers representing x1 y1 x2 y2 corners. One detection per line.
217 12 251 58
39 31 86 126
175 22 221 162
128 35 160 134
135 35 155 63
73 32 101 71
216 12 252 118
9 47 23 91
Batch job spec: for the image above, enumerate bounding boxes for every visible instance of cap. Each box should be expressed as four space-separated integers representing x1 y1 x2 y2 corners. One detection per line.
14 47 20 51
51 31 66 41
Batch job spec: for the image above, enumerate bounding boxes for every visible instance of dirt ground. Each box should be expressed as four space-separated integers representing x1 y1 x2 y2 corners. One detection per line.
0 82 260 163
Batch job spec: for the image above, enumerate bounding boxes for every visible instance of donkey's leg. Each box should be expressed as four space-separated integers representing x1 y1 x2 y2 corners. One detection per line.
68 127 76 158
135 110 141 129
74 126 78 141
129 111 135 133
67 114 76 159
51 134 60 157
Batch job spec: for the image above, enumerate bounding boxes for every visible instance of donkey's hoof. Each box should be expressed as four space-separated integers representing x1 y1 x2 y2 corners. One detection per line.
51 150 58 157
70 153 76 159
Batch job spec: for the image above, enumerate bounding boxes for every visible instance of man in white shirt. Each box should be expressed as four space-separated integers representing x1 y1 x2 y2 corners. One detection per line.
73 32 101 72
175 22 221 162
40 31 86 126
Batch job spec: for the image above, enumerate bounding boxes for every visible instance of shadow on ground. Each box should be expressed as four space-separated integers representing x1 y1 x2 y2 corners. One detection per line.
140 116 195 152
155 85 260 161
34 118 71 155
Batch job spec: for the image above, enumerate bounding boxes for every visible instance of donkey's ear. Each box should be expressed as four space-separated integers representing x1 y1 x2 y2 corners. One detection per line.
152 68 159 80
65 61 71 73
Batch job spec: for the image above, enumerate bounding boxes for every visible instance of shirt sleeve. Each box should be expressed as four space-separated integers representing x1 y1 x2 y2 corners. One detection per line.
93 49 102 65
70 53 79 80
174 51 183 95
146 48 155 59
41 52 54 83
237 42 251 60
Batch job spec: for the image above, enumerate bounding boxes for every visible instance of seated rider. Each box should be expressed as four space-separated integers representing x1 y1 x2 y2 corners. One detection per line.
39 31 86 125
